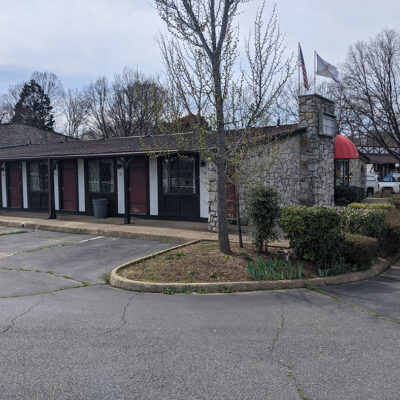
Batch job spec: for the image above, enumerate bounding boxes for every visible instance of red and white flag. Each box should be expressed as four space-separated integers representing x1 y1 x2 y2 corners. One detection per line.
298 44 309 90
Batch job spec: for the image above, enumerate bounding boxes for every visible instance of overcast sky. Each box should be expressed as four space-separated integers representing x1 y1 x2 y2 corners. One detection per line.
0 0 399 93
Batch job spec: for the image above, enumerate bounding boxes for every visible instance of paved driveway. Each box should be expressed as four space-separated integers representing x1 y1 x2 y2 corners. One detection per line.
0 228 399 400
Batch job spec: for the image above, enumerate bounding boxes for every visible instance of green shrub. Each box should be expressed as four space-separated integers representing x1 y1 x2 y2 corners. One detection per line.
280 206 343 270
337 207 387 244
391 194 400 210
347 202 394 210
246 185 281 252
247 258 302 281
341 233 378 270
335 186 365 204
385 208 400 255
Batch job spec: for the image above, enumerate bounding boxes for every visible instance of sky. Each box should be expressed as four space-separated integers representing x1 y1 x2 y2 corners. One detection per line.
0 0 399 93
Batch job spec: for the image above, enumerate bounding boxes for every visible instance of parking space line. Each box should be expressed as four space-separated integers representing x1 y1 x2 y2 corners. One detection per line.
77 236 104 243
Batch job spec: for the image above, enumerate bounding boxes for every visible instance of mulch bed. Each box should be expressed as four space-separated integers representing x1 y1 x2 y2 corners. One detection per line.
119 241 314 283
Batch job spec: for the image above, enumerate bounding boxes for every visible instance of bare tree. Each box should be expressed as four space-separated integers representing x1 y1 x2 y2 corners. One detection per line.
154 0 292 253
61 88 88 138
31 71 64 110
110 68 166 137
84 69 167 138
341 29 400 156
84 77 113 138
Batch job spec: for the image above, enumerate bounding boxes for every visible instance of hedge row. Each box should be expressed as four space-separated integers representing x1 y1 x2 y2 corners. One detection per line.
280 205 399 275
280 206 343 270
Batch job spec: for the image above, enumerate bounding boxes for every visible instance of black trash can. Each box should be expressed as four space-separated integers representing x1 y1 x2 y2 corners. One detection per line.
92 199 109 219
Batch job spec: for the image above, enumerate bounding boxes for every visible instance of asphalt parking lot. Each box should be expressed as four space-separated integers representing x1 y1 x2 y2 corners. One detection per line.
0 228 399 400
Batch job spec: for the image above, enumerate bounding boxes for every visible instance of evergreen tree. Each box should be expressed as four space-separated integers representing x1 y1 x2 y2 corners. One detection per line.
11 79 55 131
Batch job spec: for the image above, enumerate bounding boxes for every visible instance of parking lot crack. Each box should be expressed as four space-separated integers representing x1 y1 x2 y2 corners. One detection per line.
269 310 309 400
100 293 136 335
308 287 400 325
1 296 43 334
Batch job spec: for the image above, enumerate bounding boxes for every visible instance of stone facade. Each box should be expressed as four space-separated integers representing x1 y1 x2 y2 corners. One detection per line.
298 94 335 206
349 158 367 189
208 94 336 231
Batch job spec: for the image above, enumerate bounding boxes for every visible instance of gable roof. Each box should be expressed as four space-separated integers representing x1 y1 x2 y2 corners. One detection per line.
0 123 76 149
0 124 304 161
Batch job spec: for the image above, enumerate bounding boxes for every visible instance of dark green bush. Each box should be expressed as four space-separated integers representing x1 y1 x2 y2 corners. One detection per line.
341 233 378 270
246 185 280 252
337 208 387 245
280 206 343 270
335 186 365 204
247 258 302 281
391 194 400 210
385 208 400 255
347 202 394 210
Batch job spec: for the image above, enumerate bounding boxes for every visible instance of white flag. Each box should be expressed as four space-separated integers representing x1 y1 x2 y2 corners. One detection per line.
316 53 340 83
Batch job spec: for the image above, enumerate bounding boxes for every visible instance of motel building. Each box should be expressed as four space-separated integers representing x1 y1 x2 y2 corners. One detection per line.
0 95 365 231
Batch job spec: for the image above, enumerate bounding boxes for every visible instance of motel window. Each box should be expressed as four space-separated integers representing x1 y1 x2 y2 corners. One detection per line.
88 159 115 193
335 159 349 187
162 155 196 194
29 161 49 192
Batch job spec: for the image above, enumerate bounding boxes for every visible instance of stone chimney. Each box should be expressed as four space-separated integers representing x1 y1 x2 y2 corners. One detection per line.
298 94 336 206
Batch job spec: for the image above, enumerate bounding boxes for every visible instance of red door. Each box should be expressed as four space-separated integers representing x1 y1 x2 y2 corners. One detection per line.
129 157 147 215
61 160 77 211
8 162 22 208
226 181 237 219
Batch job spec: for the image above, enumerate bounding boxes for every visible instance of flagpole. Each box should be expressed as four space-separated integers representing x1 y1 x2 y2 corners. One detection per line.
314 51 317 94
298 43 301 96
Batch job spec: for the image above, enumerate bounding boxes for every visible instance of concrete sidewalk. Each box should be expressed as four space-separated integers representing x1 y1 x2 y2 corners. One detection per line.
0 212 290 247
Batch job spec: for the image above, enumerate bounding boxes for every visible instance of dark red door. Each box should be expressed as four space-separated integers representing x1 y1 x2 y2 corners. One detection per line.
61 160 77 211
8 162 22 208
129 157 147 215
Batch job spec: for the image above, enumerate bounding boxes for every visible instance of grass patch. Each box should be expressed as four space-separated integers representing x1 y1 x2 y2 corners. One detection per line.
247 258 302 281
162 287 176 295
216 285 235 294
0 230 29 236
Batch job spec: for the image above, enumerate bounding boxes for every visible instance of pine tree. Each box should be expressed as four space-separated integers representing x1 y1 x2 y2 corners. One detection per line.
11 79 55 131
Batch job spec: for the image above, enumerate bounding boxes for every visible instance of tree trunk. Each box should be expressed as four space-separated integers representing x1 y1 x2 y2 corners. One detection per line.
213 60 231 254
236 187 243 248
216 159 230 253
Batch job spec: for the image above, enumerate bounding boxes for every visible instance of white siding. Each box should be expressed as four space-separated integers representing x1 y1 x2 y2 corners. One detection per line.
149 157 158 216
54 164 60 211
22 161 28 208
117 167 125 214
1 163 7 207
77 159 85 212
199 159 209 219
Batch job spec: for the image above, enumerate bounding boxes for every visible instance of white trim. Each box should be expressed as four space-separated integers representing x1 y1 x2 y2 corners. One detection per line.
199 159 209 219
54 164 60 211
117 167 125 214
22 161 28 208
77 159 85 212
1 163 7 207
149 158 158 216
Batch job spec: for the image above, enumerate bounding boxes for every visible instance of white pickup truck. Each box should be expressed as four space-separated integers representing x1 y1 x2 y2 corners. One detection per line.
378 172 400 194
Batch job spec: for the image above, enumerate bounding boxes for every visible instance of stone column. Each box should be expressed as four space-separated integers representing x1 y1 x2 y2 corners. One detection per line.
298 94 335 206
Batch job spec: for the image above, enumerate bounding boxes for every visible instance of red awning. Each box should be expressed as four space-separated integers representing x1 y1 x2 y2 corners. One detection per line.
334 135 359 159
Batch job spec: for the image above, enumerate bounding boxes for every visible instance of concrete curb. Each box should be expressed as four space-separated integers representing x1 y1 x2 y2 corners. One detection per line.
0 216 289 247
110 244 395 293
0 219 190 243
